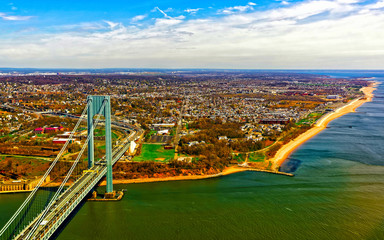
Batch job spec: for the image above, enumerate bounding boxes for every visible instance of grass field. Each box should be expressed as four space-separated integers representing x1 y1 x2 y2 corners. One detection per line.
0 154 50 162
296 112 324 126
0 155 49 176
248 152 266 162
133 144 175 163
233 153 246 162
94 129 118 139
233 152 266 162
0 134 14 138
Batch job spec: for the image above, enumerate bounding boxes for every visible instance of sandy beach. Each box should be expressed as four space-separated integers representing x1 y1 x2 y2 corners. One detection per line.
270 81 379 170
97 166 293 186
98 166 249 186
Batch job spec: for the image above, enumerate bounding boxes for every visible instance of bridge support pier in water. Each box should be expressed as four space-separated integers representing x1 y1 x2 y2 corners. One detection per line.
87 95 114 193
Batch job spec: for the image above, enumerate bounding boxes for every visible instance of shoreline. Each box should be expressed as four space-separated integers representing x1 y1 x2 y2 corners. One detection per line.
1 82 378 192
105 81 378 186
98 167 293 186
270 81 379 170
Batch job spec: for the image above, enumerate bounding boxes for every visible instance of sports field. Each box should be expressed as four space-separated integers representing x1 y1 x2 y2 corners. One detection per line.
133 144 175 162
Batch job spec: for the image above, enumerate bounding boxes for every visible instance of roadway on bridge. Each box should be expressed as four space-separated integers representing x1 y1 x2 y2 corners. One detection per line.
15 120 142 240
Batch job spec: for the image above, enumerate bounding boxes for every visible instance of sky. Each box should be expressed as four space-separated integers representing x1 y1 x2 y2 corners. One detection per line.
0 0 384 69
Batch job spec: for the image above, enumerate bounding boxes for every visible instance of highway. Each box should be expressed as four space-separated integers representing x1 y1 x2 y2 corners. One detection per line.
0 104 143 137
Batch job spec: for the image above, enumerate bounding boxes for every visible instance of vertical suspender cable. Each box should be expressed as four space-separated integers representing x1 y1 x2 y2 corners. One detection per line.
0 101 90 238
25 101 106 239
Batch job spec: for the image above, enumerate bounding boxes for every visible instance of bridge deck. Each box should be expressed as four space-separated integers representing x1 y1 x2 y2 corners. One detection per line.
15 124 142 240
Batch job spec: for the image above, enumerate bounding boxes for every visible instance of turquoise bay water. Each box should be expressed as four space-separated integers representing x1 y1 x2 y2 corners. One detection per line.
1 71 384 239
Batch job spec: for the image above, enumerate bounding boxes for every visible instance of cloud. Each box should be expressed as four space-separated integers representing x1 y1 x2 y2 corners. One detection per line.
9 3 19 11
154 6 185 21
155 7 172 19
263 1 356 21
155 18 183 27
0 12 33 21
366 0 384 9
336 0 360 3
185 8 202 14
163 8 174 13
248 2 257 6
218 4 255 15
0 0 384 69
131 14 147 22
104 20 120 29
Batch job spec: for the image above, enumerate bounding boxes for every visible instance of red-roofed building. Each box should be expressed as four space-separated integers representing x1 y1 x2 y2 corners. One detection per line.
44 127 58 133
34 127 44 134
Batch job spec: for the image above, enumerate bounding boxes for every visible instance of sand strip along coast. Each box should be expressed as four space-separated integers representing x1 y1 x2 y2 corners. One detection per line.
270 81 379 171
98 166 293 186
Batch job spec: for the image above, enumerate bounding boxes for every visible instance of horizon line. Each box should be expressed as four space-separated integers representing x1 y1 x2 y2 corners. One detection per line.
1 67 384 71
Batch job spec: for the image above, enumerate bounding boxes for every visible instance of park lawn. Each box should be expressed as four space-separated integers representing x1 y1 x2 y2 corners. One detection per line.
296 112 325 126
233 153 246 162
248 152 266 162
133 144 175 163
0 156 51 177
0 155 49 164
296 119 311 126
0 134 14 138
94 129 118 139
308 112 323 118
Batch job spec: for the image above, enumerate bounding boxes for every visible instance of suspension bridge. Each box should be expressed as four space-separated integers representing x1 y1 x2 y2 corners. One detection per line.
0 96 142 240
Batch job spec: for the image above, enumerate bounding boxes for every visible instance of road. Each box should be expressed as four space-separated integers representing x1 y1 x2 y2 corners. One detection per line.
13 116 143 239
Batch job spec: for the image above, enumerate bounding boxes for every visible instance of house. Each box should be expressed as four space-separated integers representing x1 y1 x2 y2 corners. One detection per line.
327 95 341 100
152 123 175 128
157 129 170 135
218 136 228 140
188 141 199 147
259 118 290 125
57 131 72 138
52 138 72 144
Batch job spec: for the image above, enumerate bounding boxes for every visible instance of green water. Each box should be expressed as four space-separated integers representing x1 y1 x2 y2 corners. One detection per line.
55 163 384 240
2 165 384 240
1 71 384 239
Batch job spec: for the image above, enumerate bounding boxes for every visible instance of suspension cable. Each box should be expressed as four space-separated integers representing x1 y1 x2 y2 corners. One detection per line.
0 101 90 238
25 100 107 239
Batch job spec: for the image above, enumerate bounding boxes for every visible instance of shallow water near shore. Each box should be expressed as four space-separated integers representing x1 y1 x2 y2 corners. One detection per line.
1 71 384 240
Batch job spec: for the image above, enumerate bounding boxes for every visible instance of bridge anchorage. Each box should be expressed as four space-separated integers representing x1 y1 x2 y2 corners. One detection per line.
0 95 134 240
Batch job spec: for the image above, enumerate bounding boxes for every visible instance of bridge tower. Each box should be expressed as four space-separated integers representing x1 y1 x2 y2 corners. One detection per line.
87 95 113 193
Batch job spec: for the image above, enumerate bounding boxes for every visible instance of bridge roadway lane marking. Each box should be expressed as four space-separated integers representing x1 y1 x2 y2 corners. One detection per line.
19 171 98 238
15 125 140 239
29 142 129 238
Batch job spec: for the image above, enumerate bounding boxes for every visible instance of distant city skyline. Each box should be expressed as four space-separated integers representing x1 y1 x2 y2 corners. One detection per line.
1 0 384 69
